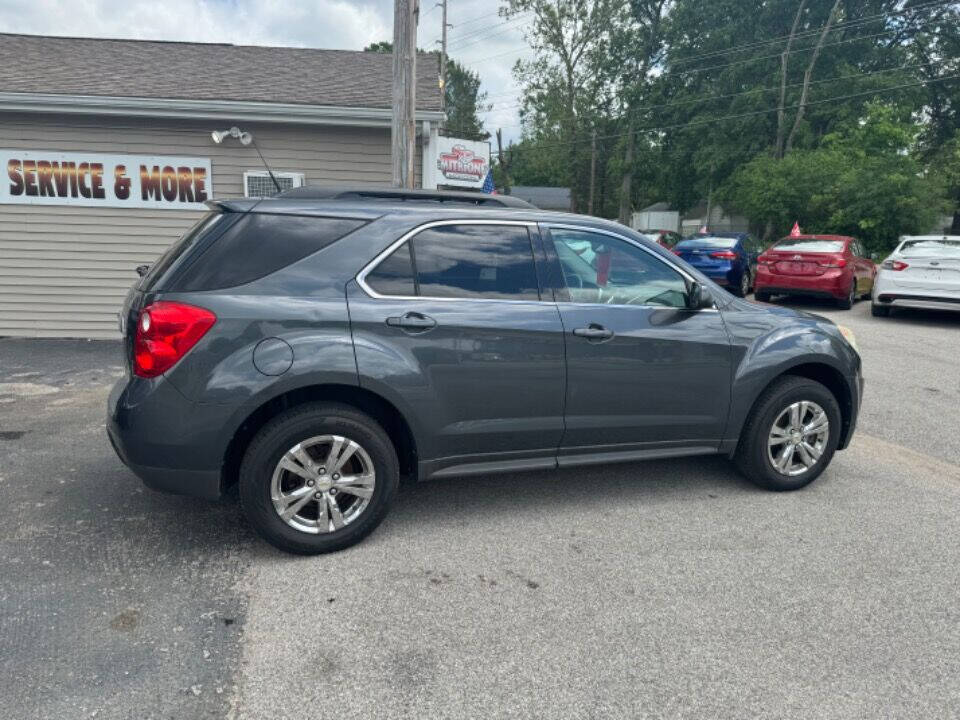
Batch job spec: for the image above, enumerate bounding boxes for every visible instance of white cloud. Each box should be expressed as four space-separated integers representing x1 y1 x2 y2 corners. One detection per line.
0 0 528 142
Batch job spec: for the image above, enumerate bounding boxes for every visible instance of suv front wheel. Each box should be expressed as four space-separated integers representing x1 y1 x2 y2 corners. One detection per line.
239 402 399 554
735 376 841 491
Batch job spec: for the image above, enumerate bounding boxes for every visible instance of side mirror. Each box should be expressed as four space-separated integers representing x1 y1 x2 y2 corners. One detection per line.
686 281 713 310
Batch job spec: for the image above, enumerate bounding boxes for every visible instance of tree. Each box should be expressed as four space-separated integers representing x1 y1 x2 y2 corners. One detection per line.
363 42 489 139
723 104 944 254
504 0 621 212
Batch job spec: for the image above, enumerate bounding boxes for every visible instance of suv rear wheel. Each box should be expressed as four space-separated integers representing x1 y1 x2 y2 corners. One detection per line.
734 376 841 491
239 402 399 554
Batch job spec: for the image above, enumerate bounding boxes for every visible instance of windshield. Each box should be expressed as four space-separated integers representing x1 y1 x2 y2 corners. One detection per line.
774 238 845 253
676 236 737 249
900 239 960 257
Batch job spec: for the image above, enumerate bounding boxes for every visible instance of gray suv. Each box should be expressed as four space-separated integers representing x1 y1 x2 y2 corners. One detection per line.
108 188 863 554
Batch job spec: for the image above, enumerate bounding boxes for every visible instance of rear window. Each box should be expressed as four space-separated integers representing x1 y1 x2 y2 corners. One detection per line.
171 213 366 291
900 239 960 257
139 211 225 291
676 236 737 249
774 238 845 253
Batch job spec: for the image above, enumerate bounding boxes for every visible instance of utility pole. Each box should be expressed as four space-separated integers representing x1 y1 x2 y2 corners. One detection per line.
392 0 418 188
588 128 597 216
496 128 512 195
439 0 448 128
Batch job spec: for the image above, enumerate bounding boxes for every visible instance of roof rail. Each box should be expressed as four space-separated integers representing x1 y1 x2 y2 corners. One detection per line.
278 186 535 209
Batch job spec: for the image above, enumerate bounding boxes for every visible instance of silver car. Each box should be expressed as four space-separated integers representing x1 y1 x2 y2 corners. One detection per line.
872 235 960 317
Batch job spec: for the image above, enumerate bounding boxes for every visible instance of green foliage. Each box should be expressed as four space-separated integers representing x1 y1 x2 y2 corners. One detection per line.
363 41 488 140
722 104 944 255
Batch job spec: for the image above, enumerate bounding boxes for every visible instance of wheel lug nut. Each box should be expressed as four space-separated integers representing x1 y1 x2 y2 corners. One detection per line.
329 488 337 496
307 480 315 487
314 492 322 499
319 468 326 475
332 473 340 481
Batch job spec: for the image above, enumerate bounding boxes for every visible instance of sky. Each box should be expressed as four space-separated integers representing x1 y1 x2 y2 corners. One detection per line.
0 0 531 143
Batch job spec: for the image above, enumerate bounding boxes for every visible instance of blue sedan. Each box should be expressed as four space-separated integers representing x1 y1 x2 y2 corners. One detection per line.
672 232 762 297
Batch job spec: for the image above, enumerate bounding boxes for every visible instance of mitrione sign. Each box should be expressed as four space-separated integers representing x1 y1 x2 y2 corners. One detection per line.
424 136 491 190
1 150 213 210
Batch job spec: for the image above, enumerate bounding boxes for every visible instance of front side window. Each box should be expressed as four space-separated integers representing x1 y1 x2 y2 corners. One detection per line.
550 228 689 308
364 224 540 301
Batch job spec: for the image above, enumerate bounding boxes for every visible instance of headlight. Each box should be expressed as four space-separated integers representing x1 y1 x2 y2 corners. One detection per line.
837 325 859 353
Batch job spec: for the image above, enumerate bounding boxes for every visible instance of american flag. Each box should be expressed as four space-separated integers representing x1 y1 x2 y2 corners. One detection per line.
481 169 496 194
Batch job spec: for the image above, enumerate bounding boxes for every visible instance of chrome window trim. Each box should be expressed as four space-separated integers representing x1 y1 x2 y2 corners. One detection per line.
355 219 543 305
542 222 720 312
355 218 719 312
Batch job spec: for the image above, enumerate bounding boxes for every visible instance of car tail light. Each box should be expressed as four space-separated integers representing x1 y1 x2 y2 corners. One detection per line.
757 256 774 264
818 258 847 268
882 259 909 271
134 301 217 378
672 249 684 255
710 250 738 260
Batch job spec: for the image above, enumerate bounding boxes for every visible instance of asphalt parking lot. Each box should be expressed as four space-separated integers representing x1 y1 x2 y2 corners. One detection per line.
1 299 959 719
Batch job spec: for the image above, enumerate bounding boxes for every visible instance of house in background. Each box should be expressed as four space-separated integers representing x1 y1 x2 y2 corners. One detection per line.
0 33 444 338
680 202 750 236
631 202 681 233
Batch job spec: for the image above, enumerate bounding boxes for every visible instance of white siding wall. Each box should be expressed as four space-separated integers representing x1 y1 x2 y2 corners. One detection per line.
0 112 404 338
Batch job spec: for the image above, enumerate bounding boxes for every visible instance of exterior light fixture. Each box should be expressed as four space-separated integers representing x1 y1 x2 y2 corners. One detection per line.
211 126 253 146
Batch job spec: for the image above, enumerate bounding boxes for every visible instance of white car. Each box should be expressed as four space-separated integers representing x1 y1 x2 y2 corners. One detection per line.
872 235 960 317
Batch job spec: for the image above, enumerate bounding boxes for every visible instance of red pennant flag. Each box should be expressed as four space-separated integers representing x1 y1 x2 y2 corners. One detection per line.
790 222 802 237
699 225 709 234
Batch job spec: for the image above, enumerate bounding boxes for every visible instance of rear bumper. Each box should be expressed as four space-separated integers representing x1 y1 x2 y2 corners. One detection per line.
107 375 228 500
691 265 740 287
755 268 848 299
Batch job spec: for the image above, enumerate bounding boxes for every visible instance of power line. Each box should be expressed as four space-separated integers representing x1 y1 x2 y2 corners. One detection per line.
670 0 957 67
480 60 940 114
448 11 531 46
449 17 530 50
490 74 960 152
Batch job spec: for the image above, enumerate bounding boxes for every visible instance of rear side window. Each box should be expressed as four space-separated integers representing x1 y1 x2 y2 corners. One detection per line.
172 213 365 291
364 224 540 301
140 211 225 291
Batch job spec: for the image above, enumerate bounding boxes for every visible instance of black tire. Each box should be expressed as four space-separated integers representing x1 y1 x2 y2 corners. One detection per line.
754 289 771 303
837 282 856 310
734 376 841 491
734 271 750 298
871 303 891 317
239 402 399 555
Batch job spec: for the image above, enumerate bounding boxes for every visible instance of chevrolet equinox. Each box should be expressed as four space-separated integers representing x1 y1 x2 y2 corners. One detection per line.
107 188 863 554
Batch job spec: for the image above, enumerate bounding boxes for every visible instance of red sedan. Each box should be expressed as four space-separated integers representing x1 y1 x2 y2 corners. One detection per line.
754 234 877 309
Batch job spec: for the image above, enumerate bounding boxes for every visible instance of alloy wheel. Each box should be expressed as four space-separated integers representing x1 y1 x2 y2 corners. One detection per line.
270 434 376 534
766 401 830 476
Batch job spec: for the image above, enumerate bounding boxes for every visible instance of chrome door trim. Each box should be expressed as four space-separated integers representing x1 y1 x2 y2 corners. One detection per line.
355 218 542 304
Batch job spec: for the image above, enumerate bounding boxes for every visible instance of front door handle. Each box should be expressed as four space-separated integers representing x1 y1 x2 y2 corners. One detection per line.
573 324 614 341
386 312 437 332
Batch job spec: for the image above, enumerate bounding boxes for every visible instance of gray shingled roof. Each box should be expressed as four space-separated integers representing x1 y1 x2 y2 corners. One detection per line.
0 33 442 111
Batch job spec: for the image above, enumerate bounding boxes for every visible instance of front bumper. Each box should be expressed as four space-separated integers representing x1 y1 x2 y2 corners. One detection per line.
107 375 226 500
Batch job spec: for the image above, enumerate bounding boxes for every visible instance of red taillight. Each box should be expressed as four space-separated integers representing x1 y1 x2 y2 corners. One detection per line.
882 259 909 271
133 301 216 378
710 250 738 260
818 258 847 268
758 255 774 264
672 249 683 255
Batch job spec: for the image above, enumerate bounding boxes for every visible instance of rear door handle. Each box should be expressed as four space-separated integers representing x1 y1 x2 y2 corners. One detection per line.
386 312 437 332
573 324 614 341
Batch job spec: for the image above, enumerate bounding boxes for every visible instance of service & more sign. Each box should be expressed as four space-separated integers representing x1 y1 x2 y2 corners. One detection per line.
425 136 491 190
1 150 213 210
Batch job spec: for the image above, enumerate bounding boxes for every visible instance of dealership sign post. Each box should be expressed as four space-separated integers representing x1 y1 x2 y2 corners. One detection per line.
423 136 490 190
1 150 213 210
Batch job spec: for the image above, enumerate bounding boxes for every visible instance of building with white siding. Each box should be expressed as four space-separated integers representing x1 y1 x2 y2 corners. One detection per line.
0 33 444 338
